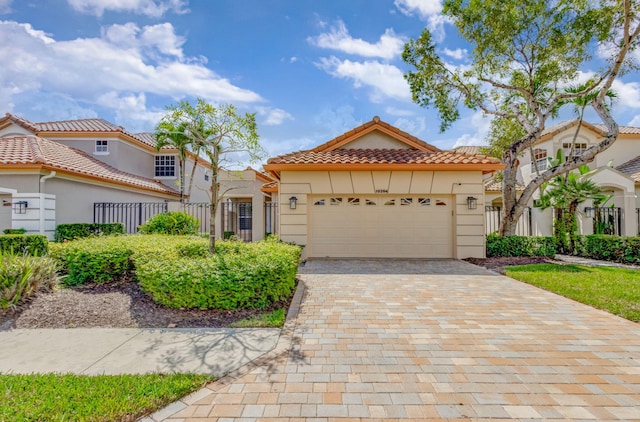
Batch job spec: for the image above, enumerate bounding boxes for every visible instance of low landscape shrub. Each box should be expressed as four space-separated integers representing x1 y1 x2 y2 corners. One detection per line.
3 228 26 235
137 238 301 310
577 234 640 264
0 234 48 256
0 251 57 309
138 212 199 235
54 223 125 242
486 233 556 257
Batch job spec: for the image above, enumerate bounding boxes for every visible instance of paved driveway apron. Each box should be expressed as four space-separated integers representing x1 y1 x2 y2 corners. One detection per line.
156 259 640 421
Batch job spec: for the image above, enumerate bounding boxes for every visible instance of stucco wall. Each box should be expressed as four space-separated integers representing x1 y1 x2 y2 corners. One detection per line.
278 170 486 259
0 193 11 232
341 132 411 150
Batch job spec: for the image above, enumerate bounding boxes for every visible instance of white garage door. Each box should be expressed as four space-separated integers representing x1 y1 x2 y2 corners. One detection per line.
309 195 453 258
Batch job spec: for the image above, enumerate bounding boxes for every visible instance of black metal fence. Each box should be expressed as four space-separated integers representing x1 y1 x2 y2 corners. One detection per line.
94 202 168 234
265 202 278 236
221 202 252 241
585 207 622 235
181 202 211 234
637 208 640 235
485 206 532 236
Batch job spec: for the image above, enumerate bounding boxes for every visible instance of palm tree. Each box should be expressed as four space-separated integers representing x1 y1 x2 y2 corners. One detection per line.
537 164 609 253
155 121 192 202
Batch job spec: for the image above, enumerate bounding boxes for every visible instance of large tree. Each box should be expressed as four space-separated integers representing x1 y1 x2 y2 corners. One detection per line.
403 0 640 235
157 99 264 253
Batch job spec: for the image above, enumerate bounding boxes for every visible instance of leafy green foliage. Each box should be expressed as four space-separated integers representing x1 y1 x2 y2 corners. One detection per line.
2 228 26 234
506 263 640 321
138 212 199 235
52 238 135 285
0 251 57 309
0 373 212 422
137 238 301 310
54 223 125 242
574 235 640 265
486 233 556 257
0 234 49 256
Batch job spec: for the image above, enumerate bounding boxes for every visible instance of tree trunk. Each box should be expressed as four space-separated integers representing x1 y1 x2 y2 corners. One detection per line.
186 153 199 200
209 148 219 254
499 145 521 236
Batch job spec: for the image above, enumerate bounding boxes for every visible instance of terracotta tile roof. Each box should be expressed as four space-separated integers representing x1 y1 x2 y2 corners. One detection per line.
34 118 127 133
133 132 174 150
592 124 640 135
311 116 440 153
0 136 180 196
267 148 501 166
616 156 640 182
484 179 524 192
260 181 278 193
540 119 640 138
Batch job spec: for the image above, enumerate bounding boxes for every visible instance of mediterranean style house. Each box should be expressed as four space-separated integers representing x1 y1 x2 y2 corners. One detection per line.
479 120 640 237
264 116 503 259
0 113 275 239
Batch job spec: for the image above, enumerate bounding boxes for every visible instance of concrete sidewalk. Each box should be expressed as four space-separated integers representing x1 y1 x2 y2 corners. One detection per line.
0 327 280 376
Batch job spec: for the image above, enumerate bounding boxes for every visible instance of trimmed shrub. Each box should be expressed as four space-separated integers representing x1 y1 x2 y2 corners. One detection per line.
0 234 49 256
0 251 58 309
138 212 199 235
53 238 135 285
486 233 556 257
3 228 26 235
579 235 640 265
137 238 301 310
54 223 125 242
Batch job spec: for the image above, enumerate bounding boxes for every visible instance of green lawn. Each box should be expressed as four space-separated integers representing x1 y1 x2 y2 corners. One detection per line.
230 308 286 328
506 263 640 322
0 373 213 422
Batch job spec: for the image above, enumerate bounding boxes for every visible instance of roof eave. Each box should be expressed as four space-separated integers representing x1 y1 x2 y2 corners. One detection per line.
263 162 505 173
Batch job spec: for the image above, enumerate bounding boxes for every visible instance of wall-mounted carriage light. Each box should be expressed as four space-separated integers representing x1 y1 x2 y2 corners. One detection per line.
227 198 233 212
466 196 478 210
584 207 595 218
13 201 28 214
289 196 298 210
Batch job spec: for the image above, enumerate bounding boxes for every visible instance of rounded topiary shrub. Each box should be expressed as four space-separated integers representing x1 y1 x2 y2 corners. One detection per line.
138 212 199 235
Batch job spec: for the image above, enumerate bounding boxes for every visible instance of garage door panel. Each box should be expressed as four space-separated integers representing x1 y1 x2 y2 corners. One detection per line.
309 195 453 258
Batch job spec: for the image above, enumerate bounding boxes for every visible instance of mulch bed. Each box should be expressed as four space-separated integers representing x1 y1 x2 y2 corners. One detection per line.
464 256 556 274
0 280 294 331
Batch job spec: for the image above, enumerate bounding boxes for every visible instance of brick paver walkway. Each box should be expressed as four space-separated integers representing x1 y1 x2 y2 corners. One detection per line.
149 259 640 421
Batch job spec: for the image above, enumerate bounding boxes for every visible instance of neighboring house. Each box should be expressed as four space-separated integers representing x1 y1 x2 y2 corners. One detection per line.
263 116 503 259
460 120 640 237
0 113 274 239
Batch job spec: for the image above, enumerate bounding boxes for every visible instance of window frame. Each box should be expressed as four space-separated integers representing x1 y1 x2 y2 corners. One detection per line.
94 140 109 155
154 154 177 178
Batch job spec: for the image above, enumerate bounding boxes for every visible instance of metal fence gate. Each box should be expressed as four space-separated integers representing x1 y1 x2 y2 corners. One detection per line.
94 202 168 234
181 202 211 235
485 206 532 236
220 202 253 241
264 202 278 236
585 207 622 236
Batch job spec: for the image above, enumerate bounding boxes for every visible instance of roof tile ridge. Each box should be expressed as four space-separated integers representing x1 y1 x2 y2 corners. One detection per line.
7 113 39 132
27 135 49 164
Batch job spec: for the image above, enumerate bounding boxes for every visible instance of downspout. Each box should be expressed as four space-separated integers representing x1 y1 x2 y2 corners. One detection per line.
39 171 56 235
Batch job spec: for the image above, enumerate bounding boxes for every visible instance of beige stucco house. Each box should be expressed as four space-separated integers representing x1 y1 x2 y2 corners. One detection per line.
512 120 640 236
0 113 274 239
263 117 503 259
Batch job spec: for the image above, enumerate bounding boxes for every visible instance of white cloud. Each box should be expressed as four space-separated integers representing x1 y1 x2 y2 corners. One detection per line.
628 115 640 126
0 20 263 124
308 19 405 59
385 106 415 117
442 47 467 61
393 116 426 137
289 56 298 63
0 0 11 14
96 92 164 132
394 0 448 41
67 0 188 18
257 107 294 126
316 56 411 102
611 79 640 109
451 111 492 148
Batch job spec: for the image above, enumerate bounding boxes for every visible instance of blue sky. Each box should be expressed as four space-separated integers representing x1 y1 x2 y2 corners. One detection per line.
1 0 639 164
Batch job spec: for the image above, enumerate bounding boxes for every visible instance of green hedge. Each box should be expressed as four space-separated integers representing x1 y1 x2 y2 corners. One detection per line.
51 235 302 310
574 235 640 265
136 238 300 310
486 233 556 257
0 235 49 256
54 223 125 242
3 228 26 235
138 212 199 235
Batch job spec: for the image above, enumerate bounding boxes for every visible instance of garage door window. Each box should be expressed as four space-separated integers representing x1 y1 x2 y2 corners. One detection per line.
365 199 376 206
418 198 430 206
314 199 325 206
348 198 360 205
400 198 413 206
384 199 395 206
330 198 342 205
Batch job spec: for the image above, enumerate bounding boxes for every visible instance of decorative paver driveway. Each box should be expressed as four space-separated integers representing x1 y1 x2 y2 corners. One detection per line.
152 259 640 421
